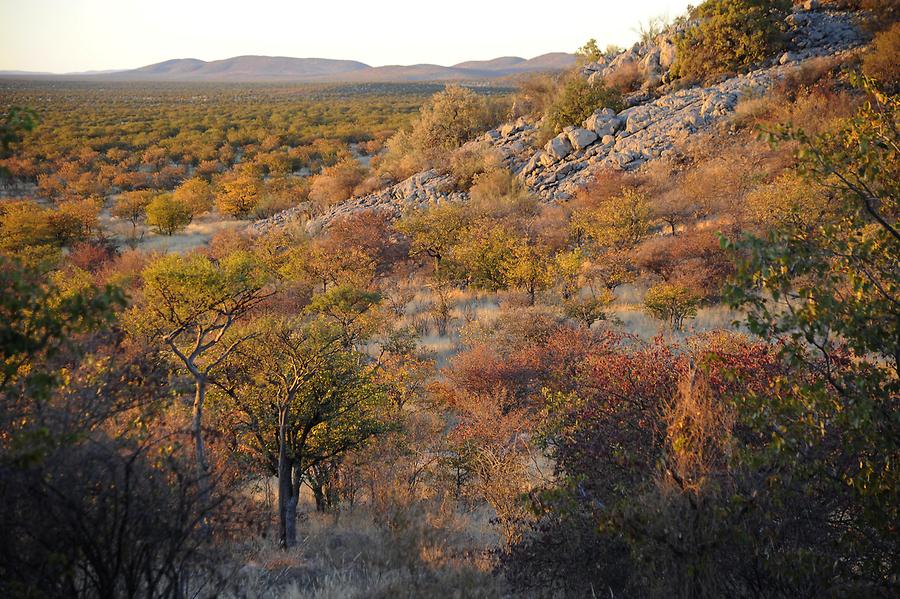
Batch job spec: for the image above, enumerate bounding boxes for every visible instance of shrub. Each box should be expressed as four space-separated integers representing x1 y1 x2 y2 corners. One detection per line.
215 167 262 218
307 158 366 209
862 21 900 92
512 72 561 119
643 283 700 330
376 86 497 181
409 85 491 156
604 61 646 93
145 194 192 235
544 76 623 134
172 177 214 215
447 144 502 190
468 168 536 218
672 0 791 82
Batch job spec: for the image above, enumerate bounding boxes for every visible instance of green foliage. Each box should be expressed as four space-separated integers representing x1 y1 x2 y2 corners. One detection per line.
545 76 623 134
0 256 124 399
145 193 192 235
0 106 37 166
643 283 700 330
138 251 272 334
575 39 603 64
672 0 791 82
573 187 652 249
720 78 899 593
562 291 612 328
396 203 468 271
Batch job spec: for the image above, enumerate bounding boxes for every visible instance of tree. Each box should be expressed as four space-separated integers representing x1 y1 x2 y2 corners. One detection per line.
720 80 899 591
0 258 221 599
133 251 274 483
504 241 554 305
172 177 214 216
396 203 468 271
213 313 389 548
216 168 262 218
112 190 154 241
643 283 699 330
0 200 55 258
575 39 603 64
563 291 612 328
672 0 791 82
0 106 37 166
145 194 192 235
573 187 652 249
51 198 102 246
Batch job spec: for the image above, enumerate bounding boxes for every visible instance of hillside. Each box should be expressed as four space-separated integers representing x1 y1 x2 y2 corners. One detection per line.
105 55 371 81
2 1 897 597
255 8 865 235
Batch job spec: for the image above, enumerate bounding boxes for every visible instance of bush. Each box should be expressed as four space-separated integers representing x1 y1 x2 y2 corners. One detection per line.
511 72 562 119
307 158 366 208
604 61 646 93
672 0 791 82
544 76 623 134
172 177 214 215
643 283 700 330
862 22 900 92
376 86 498 180
145 194 192 235
215 167 262 218
447 144 502 190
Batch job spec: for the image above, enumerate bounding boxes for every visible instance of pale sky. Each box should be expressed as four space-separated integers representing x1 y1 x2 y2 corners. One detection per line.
0 0 693 73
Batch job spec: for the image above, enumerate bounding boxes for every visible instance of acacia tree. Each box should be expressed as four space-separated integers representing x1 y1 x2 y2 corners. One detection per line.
213 312 389 548
643 282 699 331
504 241 554 306
133 251 274 481
112 190 154 243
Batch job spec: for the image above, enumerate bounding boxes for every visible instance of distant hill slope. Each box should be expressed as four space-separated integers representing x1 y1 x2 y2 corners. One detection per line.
84 53 576 82
107 56 371 81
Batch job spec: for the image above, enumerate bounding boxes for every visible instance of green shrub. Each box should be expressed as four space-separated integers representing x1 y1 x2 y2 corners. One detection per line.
545 76 623 134
643 283 700 330
145 194 192 235
672 0 791 82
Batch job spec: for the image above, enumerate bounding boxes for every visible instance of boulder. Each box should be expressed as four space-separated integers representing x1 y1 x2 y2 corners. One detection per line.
583 109 623 137
566 127 599 151
545 133 573 161
500 122 519 137
658 37 677 69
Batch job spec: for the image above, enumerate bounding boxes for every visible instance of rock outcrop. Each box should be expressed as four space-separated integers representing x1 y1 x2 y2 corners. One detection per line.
252 7 865 236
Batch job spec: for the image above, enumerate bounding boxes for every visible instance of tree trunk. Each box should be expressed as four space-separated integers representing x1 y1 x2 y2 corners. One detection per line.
192 378 209 480
277 408 297 549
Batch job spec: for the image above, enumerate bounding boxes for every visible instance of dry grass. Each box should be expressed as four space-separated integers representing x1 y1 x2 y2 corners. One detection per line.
224 501 503 598
102 210 248 253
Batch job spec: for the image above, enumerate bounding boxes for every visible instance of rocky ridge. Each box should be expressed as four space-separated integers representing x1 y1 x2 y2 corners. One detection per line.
253 6 865 236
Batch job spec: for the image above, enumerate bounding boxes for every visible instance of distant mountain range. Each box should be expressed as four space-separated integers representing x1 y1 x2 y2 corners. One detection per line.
0 54 577 83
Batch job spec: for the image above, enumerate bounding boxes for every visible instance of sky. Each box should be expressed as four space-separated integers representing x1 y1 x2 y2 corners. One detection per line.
0 0 693 73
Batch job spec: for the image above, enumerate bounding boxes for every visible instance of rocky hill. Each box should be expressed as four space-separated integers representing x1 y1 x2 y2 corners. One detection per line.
254 6 866 236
